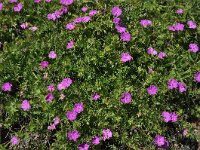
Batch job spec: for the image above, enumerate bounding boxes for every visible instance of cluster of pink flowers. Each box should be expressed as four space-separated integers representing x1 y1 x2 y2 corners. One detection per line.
168 23 184 31
48 117 60 131
57 78 73 90
66 102 84 121
167 79 187 92
147 47 167 59
111 6 131 42
162 111 178 123
47 7 68 21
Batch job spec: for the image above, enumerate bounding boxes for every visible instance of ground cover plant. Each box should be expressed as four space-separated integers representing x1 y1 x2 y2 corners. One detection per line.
0 0 200 149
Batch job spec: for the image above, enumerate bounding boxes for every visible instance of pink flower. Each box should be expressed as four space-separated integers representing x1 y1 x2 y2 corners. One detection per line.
147 85 158 95
0 3 3 11
91 93 100 101
10 136 19 145
47 84 55 92
178 82 187 92
48 51 57 59
89 10 97 16
13 3 23 12
46 93 54 102
111 6 122 17
48 123 56 131
21 100 31 111
81 16 91 23
81 7 88 12
120 52 133 62
102 129 112 141
147 47 157 56
47 13 57 21
2 82 12 91
140 19 152 27
120 32 131 42
67 40 74 49
176 9 184 14
60 0 74 6
20 22 29 29
187 21 197 29
188 43 199 53
45 0 52 2
158 52 166 59
29 26 38 31
53 117 60 125
34 0 41 3
40 61 49 69
66 23 75 30
9 0 18 3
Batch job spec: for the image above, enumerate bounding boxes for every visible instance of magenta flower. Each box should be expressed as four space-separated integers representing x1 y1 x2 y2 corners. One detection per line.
89 10 97 16
168 79 178 89
111 6 122 17
194 72 200 83
81 7 88 12
174 23 184 31
115 25 126 33
47 84 55 92
13 3 23 12
81 16 91 23
45 0 51 2
102 129 112 141
21 100 31 111
188 43 199 53
120 92 132 104
91 93 100 101
68 130 80 141
120 52 133 63
34 0 41 3
53 117 60 125
78 143 90 150
48 51 57 59
73 102 84 113
120 32 131 42
176 9 184 14
60 0 74 6
162 111 171 123
147 85 158 95
73 17 83 24
91 136 100 145
61 78 73 88
158 52 166 59
45 93 54 102
0 3 3 11
67 40 74 49
2 82 12 91
140 19 152 27
9 0 18 3
113 18 121 24
40 61 49 69
178 82 187 92
66 23 75 30
47 13 57 21
147 47 157 56
187 21 197 29
20 22 28 29
29 26 38 31
171 112 178 122
154 135 169 148
67 110 77 121
168 25 176 31
10 136 19 145
48 123 56 131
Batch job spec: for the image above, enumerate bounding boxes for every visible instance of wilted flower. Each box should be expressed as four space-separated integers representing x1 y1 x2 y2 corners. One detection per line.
34 0 41 3
48 123 56 131
140 19 152 27
120 52 133 63
111 6 122 17
91 136 100 145
187 20 197 29
188 43 199 53
120 32 131 42
66 23 75 30
91 93 100 101
120 92 132 104
40 61 49 69
194 72 200 83
45 93 54 102
67 110 77 121
2 82 12 91
29 26 38 31
68 130 80 141
147 85 158 95
20 22 28 29
102 129 112 141
9 0 18 3
73 102 84 113
21 100 31 111
10 136 19 145
48 51 57 59
53 117 60 125
176 9 184 14
67 40 74 49
168 79 178 89
13 3 23 12
59 93 65 100
158 52 166 59
78 143 90 150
